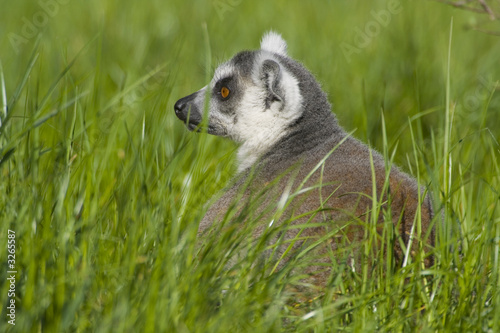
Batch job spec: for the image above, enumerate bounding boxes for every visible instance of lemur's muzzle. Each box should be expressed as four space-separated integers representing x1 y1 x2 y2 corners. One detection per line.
174 92 202 130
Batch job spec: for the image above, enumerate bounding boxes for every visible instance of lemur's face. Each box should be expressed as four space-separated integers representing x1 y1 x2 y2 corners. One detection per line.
173 59 249 139
174 33 303 147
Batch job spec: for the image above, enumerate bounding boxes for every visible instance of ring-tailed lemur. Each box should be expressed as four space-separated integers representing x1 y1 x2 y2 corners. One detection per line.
174 31 434 283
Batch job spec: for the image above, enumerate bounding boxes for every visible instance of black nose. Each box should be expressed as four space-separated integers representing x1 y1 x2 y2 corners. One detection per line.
174 92 199 122
174 98 186 117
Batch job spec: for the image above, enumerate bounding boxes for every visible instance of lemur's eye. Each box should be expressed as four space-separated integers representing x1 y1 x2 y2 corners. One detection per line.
220 86 230 99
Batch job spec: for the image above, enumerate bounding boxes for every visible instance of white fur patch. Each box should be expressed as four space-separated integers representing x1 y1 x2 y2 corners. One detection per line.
260 31 288 57
211 62 236 88
235 57 303 172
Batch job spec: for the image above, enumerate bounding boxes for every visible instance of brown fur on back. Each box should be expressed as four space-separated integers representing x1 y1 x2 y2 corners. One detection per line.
199 128 435 286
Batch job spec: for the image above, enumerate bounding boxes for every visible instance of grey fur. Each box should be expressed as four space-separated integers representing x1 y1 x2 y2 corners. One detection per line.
174 32 434 286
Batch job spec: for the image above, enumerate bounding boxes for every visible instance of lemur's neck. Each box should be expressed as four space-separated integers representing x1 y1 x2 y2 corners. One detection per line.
273 111 342 158
237 109 343 174
236 124 292 173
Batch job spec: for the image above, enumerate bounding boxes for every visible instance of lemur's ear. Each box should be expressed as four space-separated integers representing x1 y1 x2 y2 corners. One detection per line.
260 59 284 110
260 31 287 56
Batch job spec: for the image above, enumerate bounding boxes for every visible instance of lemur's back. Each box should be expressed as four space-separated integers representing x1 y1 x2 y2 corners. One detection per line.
272 128 434 263
198 122 434 282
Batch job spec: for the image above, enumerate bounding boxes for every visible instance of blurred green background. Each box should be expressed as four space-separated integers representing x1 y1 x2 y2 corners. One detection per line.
1 0 499 160
0 0 499 332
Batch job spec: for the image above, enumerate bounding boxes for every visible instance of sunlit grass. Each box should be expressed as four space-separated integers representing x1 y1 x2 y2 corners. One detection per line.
0 0 499 332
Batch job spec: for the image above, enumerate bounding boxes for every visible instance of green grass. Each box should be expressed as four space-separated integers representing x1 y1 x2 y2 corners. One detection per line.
1 0 500 331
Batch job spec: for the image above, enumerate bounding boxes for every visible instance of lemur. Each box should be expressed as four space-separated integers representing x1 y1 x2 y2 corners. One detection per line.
174 32 434 285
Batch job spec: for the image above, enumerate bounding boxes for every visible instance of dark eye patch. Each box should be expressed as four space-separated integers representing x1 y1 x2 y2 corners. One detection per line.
214 77 234 100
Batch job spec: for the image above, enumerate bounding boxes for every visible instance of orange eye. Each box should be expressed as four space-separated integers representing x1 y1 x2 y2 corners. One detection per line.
220 86 230 99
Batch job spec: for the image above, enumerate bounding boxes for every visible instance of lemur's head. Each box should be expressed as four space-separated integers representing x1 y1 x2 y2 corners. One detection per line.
174 31 332 170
